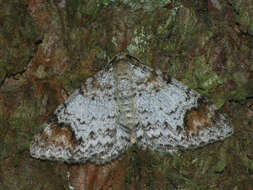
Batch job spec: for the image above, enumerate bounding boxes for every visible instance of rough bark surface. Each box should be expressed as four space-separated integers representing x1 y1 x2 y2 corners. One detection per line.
0 0 252 190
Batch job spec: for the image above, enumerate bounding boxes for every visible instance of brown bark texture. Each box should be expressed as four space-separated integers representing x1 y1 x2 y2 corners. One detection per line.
0 0 253 190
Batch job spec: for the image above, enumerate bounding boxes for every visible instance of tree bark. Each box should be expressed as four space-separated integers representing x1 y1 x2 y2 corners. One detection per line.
0 0 253 189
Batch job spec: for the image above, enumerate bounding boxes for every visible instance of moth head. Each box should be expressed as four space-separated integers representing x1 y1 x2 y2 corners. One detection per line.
110 53 141 66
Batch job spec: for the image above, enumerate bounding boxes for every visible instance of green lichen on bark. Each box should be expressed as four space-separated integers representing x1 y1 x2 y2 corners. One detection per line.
0 0 253 189
0 87 69 189
126 0 252 107
0 0 41 85
231 0 253 35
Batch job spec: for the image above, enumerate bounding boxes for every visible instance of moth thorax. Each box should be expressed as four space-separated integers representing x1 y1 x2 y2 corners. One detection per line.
114 60 138 140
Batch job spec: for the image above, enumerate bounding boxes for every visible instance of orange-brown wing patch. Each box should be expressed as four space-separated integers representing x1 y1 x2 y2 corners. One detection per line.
185 100 220 136
39 121 77 149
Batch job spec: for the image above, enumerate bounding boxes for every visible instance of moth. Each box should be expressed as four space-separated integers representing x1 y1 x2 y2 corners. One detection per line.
30 54 233 165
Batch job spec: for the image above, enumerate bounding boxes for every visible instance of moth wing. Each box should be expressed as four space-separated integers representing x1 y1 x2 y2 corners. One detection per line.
133 68 233 153
30 67 130 164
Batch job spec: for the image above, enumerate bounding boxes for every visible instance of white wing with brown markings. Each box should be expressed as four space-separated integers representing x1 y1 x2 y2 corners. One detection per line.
30 54 233 165
30 66 130 164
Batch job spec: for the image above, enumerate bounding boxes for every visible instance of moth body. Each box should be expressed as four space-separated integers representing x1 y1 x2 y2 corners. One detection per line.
30 54 233 164
114 60 139 144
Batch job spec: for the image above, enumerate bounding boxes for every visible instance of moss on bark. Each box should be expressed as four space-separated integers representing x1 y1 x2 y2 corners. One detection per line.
0 0 252 189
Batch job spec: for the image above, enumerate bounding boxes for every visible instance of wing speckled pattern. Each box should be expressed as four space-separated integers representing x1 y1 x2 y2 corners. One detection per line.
30 66 130 164
30 54 233 165
133 72 232 153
